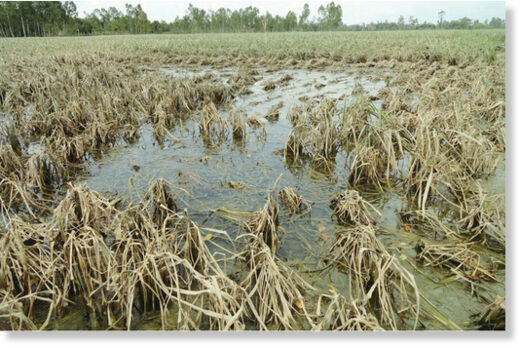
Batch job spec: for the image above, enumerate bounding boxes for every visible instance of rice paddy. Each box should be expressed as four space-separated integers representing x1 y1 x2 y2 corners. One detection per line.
0 30 505 331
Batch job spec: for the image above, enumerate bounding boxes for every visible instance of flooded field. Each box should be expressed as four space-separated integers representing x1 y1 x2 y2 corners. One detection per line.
85 66 390 273
73 65 503 330
0 31 505 331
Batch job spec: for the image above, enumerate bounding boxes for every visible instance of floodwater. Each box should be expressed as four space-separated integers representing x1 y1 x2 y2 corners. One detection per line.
71 65 505 330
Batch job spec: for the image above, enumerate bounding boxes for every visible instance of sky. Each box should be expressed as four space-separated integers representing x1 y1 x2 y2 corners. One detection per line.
73 0 506 24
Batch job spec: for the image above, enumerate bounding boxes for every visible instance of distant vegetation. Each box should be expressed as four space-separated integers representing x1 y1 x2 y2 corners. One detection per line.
0 1 506 37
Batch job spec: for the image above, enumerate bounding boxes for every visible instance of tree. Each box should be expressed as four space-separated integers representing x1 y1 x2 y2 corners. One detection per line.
63 1 77 18
212 8 230 32
0 1 506 37
299 3 310 28
489 17 505 28
318 2 343 30
284 11 297 31
242 6 260 32
397 15 405 30
408 16 418 29
438 10 446 28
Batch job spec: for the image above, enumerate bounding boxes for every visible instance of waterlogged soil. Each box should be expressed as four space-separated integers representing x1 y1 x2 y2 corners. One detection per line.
65 65 505 330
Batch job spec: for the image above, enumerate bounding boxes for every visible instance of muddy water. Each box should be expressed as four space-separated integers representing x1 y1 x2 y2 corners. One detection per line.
78 66 504 330
85 66 387 260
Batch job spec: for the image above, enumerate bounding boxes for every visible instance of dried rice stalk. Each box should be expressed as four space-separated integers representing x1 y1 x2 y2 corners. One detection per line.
329 189 378 226
325 224 420 330
415 241 499 282
279 187 311 216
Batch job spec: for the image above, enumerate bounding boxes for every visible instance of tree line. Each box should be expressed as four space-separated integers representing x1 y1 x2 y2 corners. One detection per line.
0 1 506 37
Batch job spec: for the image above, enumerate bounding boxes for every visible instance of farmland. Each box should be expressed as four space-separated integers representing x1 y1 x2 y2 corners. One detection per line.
0 30 505 330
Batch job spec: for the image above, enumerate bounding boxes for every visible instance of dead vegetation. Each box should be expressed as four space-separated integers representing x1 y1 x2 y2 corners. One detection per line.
0 31 505 331
283 98 339 169
325 224 420 329
0 182 248 330
329 189 378 226
199 102 228 145
312 294 383 331
230 110 247 142
415 241 499 282
245 196 280 253
279 187 311 216
263 80 276 91
347 145 385 188
471 295 505 330
0 54 236 217
239 238 314 329
228 67 258 95
265 102 284 121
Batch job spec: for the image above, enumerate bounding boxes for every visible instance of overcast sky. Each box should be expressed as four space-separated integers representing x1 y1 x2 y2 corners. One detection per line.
74 1 505 24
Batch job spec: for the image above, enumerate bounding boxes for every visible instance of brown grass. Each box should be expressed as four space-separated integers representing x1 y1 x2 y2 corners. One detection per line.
279 187 311 216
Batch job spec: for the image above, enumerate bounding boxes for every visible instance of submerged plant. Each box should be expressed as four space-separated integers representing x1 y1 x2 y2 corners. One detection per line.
246 196 280 253
263 80 276 91
279 187 311 216
347 144 385 189
199 103 228 145
283 98 339 166
239 237 314 330
415 241 499 282
139 178 179 226
230 110 247 142
456 182 505 250
0 31 506 331
0 183 249 330
265 102 283 121
313 293 383 331
329 189 378 226
325 224 420 330
471 295 505 330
